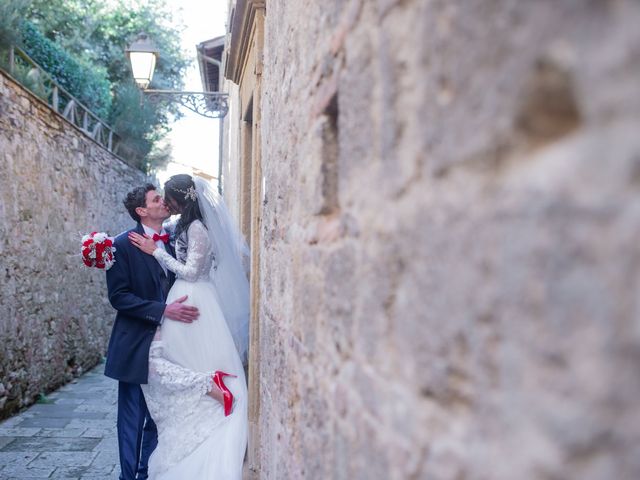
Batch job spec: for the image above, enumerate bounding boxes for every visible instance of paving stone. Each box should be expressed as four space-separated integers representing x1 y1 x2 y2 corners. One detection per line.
90 451 117 468
28 451 97 468
81 428 116 439
0 464 55 478
74 405 113 414
93 438 118 453
0 428 41 437
0 451 39 465
75 464 115 476
1 437 100 453
0 478 49 480
35 428 87 438
27 405 106 419
50 399 85 406
0 477 52 480
50 473 81 480
81 398 117 406
65 419 115 430
0 415 34 428
80 473 119 480
50 465 89 477
17 418 70 429
47 393 91 400
0 438 15 450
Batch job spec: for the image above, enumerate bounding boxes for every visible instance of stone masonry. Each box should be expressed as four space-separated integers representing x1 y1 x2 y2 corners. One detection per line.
250 1 640 478
0 71 147 418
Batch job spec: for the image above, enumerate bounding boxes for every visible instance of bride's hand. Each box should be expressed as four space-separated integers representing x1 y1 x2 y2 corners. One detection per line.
128 232 158 255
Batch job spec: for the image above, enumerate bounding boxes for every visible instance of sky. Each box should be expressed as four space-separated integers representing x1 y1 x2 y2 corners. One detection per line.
156 0 228 188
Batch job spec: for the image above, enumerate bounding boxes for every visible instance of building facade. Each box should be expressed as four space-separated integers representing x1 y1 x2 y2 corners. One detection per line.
222 1 640 478
222 1 265 475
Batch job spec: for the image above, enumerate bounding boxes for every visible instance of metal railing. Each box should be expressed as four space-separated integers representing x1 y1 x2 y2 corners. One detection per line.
2 45 138 164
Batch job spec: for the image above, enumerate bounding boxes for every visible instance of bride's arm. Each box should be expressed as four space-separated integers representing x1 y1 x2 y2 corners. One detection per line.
130 221 211 281
155 221 211 280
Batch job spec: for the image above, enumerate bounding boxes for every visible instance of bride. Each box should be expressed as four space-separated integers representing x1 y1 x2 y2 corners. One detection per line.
128 174 249 479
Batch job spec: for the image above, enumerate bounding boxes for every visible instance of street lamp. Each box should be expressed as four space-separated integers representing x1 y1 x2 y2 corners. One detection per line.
125 33 158 89
126 33 229 194
125 33 228 119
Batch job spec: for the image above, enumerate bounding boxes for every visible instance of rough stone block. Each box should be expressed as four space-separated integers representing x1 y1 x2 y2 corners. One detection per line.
238 0 640 478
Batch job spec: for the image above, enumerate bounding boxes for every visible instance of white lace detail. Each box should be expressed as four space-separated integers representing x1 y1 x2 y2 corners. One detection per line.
148 342 213 394
153 220 214 282
143 341 228 475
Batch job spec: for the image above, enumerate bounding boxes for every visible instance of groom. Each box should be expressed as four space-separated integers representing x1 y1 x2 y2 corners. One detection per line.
105 183 199 480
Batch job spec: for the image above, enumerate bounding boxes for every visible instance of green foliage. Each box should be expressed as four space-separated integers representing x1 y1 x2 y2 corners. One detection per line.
10 58 49 101
0 0 189 171
0 0 29 72
27 0 188 91
109 82 159 169
145 137 174 175
36 393 54 404
27 0 189 168
20 21 112 119
0 0 30 46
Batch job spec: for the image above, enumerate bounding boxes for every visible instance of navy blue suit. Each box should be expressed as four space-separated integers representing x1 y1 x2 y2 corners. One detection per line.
105 223 175 480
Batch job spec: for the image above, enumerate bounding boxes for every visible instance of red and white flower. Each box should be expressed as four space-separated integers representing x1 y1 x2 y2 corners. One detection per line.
81 232 116 270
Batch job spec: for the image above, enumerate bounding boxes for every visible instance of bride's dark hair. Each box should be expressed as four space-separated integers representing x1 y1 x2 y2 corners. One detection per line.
164 174 205 236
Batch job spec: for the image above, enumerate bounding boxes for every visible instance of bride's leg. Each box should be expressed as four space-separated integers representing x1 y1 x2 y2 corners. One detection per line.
148 343 226 409
206 384 224 404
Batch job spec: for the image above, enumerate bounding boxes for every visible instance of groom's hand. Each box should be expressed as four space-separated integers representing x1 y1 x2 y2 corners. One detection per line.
164 295 199 323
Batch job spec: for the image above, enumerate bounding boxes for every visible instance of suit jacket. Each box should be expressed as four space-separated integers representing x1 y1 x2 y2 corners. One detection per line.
104 222 175 384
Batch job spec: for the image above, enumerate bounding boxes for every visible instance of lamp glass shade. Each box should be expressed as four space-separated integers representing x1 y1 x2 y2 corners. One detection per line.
129 51 157 89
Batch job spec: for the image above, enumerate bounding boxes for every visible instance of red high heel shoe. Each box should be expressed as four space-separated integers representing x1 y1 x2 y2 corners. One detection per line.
212 371 237 416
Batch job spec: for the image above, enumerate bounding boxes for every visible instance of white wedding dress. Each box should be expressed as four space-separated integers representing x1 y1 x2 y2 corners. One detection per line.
141 220 248 479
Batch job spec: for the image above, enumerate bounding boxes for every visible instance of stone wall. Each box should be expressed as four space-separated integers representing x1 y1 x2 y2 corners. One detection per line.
253 1 640 478
0 71 148 417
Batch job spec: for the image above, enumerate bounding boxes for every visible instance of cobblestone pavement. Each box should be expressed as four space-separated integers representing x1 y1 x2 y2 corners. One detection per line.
0 362 120 479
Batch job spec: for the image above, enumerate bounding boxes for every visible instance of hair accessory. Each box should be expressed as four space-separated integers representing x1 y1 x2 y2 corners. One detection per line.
175 186 197 202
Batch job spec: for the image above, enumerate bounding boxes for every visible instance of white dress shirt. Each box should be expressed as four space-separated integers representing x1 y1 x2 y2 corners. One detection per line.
142 224 169 276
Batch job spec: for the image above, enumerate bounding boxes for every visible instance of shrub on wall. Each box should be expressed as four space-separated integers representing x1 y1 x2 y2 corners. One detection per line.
1 1 189 172
19 21 112 119
0 0 29 46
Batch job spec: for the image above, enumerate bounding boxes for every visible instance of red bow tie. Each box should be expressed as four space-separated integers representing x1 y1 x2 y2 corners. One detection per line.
152 233 170 244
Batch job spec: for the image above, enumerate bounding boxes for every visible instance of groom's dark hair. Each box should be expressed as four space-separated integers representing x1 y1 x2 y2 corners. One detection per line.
124 183 156 222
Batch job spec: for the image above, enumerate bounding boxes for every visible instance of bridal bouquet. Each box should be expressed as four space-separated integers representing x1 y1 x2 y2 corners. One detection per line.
81 232 116 270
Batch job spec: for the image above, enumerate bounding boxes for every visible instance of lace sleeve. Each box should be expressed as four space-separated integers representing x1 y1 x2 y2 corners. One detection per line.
153 221 211 281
